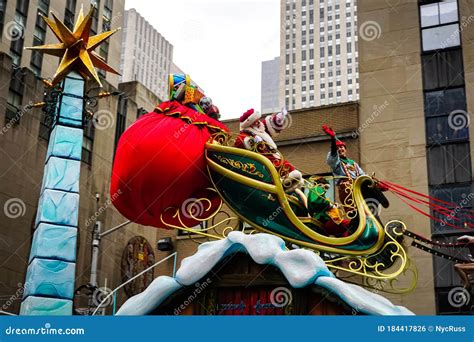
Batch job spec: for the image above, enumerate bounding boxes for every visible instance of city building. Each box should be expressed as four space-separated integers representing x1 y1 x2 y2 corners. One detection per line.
120 8 173 102
261 56 280 114
279 0 359 110
1 0 471 317
0 0 171 314
358 0 473 314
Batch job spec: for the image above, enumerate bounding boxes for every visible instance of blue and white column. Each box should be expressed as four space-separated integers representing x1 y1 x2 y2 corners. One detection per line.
20 72 84 315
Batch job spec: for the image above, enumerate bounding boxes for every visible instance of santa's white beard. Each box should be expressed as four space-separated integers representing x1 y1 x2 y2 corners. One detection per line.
246 122 277 149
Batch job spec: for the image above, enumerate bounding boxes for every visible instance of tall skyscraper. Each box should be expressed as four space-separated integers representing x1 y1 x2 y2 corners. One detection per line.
120 8 173 101
280 0 359 110
261 57 280 114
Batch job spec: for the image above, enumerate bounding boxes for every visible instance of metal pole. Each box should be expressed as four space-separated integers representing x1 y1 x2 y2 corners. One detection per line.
99 220 131 238
173 252 178 277
90 220 101 288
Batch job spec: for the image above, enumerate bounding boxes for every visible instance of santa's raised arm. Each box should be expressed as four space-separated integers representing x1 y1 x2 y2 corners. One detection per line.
234 108 303 192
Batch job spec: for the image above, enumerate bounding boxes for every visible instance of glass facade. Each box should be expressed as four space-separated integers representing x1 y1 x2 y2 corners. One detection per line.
418 0 473 314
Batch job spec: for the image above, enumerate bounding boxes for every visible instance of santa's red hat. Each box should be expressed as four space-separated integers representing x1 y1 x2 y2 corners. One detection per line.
336 140 346 147
240 109 261 130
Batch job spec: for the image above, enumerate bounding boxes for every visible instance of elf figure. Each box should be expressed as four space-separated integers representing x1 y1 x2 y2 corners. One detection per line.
307 177 351 236
322 124 366 206
234 108 303 192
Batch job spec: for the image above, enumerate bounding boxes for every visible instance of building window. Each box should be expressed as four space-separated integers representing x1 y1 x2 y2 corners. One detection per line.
30 0 50 76
0 0 7 35
10 0 29 66
90 0 100 35
137 107 147 119
64 0 76 29
424 87 466 117
420 0 458 28
430 184 473 234
114 95 127 152
420 0 459 52
82 120 95 165
5 67 25 124
102 0 113 31
422 49 463 90
422 24 460 51
426 114 469 145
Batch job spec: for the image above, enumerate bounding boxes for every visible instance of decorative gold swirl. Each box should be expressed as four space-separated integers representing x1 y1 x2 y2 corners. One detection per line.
324 220 409 282
160 188 240 240
215 155 265 179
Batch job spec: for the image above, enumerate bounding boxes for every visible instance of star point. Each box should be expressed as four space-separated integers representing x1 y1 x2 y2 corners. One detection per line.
27 5 120 87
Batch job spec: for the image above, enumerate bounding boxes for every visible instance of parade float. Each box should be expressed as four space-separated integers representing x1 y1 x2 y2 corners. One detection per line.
109 74 473 315
20 5 473 316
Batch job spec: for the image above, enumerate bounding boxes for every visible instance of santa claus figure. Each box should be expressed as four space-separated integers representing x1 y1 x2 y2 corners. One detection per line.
234 108 303 192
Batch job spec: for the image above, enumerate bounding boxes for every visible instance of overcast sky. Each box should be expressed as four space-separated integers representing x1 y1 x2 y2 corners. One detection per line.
124 0 280 119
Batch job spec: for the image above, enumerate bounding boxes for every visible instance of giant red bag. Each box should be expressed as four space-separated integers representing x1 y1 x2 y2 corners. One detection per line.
110 100 229 228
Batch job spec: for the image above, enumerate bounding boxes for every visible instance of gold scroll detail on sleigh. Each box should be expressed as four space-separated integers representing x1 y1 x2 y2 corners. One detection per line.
161 132 416 293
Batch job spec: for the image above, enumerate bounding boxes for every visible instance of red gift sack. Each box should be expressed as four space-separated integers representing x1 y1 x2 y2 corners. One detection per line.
110 101 229 228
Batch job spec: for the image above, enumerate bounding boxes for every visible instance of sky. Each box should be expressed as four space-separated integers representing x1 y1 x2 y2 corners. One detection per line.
124 0 280 119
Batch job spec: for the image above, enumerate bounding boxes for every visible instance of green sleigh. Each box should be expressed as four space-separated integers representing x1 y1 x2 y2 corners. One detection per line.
202 140 416 290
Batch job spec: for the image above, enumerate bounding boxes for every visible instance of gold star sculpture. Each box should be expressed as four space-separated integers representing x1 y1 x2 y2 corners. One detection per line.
27 5 120 87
